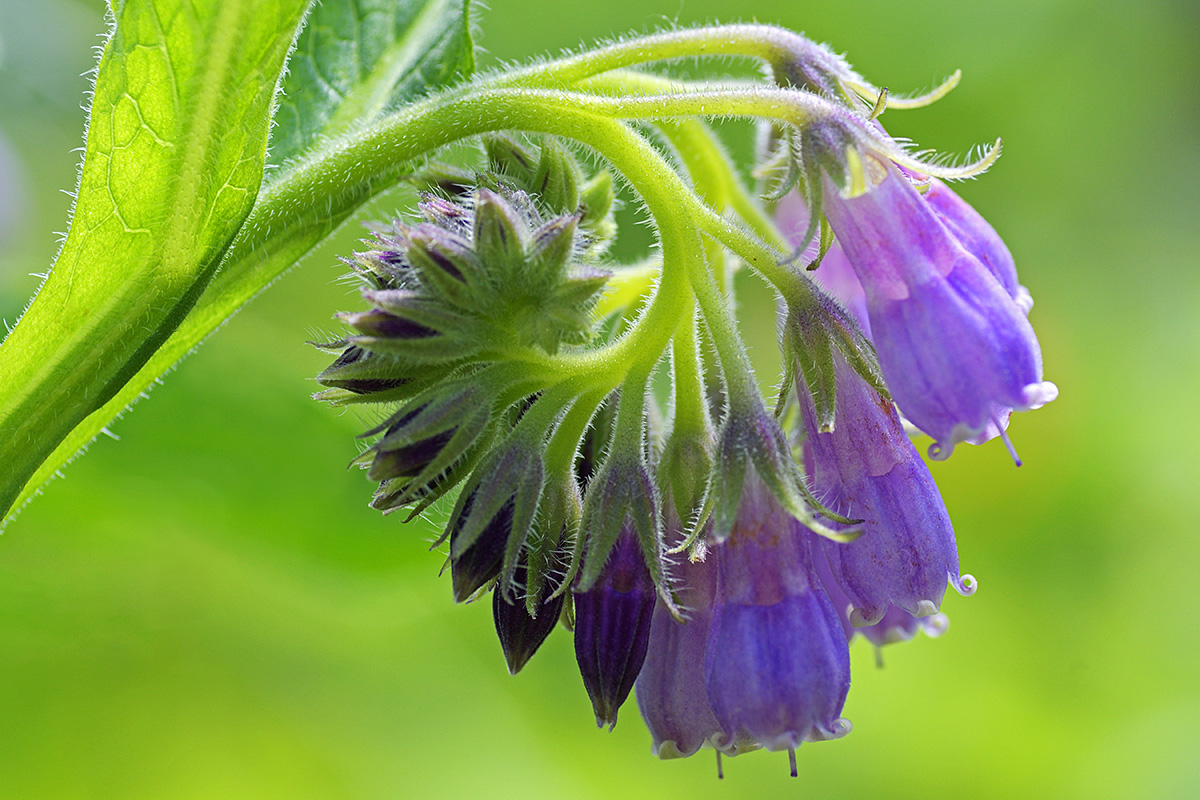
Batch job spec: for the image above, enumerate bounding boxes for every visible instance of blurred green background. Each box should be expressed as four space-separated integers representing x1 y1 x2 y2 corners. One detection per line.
1 0 1198 797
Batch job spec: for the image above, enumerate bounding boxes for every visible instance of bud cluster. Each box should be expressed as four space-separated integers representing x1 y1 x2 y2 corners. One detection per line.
314 28 1056 776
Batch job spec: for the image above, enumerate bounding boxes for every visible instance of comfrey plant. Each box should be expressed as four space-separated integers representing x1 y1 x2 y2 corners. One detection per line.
0 1 1054 777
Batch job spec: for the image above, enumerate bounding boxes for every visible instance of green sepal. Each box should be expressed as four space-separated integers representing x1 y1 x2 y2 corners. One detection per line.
473 188 531 282
780 302 838 433
402 229 479 309
577 453 661 591
710 397 861 544
508 468 582 609
527 215 581 292
532 138 583 214
708 431 748 543
658 428 715 533
407 161 476 198
448 437 545 560
778 277 889 432
575 394 617 486
483 133 540 186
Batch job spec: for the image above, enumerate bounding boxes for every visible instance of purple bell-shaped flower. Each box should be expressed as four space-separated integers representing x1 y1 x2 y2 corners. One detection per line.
820 159 1057 459
703 474 851 761
635 542 727 759
812 530 949 654
799 354 975 625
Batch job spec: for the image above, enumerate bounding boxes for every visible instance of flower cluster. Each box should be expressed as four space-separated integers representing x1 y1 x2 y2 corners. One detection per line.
315 27 1055 776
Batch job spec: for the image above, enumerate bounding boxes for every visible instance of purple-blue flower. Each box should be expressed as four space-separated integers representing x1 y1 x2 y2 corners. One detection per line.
799 354 974 624
820 159 1056 458
703 474 851 755
923 176 1031 314
635 542 726 759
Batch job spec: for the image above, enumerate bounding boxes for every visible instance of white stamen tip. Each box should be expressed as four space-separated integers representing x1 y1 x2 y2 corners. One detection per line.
955 574 978 597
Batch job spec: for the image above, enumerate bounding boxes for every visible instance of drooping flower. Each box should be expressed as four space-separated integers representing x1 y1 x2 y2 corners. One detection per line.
819 158 1057 458
635 541 726 759
703 473 851 758
797 351 974 625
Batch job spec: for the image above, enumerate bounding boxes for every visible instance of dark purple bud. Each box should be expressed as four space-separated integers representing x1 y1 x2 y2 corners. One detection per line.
800 355 974 624
363 385 493 500
341 307 437 340
704 475 851 753
493 563 566 675
316 345 409 395
450 495 514 602
368 429 453 482
573 527 656 729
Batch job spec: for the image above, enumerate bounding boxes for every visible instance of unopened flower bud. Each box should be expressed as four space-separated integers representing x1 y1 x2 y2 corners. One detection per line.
574 526 657 729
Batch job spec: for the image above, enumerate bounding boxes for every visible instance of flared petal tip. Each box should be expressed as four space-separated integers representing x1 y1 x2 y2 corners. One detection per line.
927 439 955 461
752 718 852 751
811 717 853 741
1015 285 1034 315
849 605 886 628
653 740 700 760
709 732 761 756
1021 381 1059 409
952 573 978 597
912 599 939 618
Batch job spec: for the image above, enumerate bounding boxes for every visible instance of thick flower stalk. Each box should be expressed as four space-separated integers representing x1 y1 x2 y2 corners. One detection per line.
304 24 1056 775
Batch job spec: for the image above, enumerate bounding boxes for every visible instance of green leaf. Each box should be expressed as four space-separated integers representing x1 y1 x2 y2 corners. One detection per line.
270 0 475 165
0 0 476 524
0 0 314 519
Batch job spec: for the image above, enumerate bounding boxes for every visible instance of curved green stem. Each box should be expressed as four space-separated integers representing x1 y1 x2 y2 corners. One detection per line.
544 388 609 479
489 24 834 91
462 86 832 293
579 71 790 251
